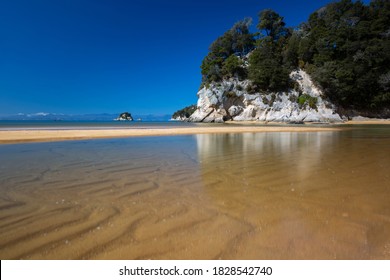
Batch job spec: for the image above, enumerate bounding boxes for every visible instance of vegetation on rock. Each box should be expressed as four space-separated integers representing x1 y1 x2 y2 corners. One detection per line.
199 0 390 115
172 105 197 120
200 18 255 83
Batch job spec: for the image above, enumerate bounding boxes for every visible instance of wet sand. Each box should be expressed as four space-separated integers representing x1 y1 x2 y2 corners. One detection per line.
345 120 390 125
226 119 390 125
0 127 389 260
0 126 340 144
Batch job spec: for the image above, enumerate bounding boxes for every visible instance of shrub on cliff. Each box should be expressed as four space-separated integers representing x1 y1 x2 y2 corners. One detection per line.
222 55 247 80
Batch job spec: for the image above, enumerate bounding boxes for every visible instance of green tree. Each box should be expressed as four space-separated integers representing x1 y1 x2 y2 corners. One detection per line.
257 9 289 41
222 54 246 79
230 18 255 56
283 31 301 68
201 18 255 84
248 9 291 91
302 0 390 110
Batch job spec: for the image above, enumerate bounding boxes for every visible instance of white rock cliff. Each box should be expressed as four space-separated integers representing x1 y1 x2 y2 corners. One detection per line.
189 69 342 123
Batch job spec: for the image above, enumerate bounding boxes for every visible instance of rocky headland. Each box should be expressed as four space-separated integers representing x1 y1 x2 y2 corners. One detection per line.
172 1 389 123
187 69 342 123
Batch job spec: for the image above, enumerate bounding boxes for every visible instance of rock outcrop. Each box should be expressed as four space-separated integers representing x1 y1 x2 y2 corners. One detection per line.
189 69 343 123
115 112 133 121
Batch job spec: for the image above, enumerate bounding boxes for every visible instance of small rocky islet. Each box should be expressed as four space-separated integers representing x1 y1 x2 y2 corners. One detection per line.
114 112 133 121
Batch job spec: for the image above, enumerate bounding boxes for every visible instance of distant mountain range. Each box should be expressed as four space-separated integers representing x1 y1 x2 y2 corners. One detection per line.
0 112 172 121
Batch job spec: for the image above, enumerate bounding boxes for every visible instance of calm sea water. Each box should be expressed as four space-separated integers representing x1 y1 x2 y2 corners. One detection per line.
0 124 389 259
0 120 197 130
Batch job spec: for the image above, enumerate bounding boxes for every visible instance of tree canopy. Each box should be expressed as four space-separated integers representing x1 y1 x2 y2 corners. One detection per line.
301 0 390 109
200 18 255 83
248 10 291 91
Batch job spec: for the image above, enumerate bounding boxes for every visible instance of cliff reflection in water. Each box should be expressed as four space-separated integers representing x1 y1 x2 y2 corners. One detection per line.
196 132 335 200
195 131 390 259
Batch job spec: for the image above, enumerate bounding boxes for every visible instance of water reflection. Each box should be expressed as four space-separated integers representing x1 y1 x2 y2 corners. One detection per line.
196 132 335 193
195 130 390 259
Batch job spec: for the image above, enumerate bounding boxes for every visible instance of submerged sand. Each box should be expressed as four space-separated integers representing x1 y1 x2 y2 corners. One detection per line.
0 126 341 144
1 128 389 260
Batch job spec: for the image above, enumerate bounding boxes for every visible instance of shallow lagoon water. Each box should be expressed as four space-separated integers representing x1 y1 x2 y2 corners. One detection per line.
0 126 389 259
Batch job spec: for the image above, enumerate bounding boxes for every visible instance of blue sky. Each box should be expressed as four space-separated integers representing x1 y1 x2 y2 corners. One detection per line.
0 0 371 116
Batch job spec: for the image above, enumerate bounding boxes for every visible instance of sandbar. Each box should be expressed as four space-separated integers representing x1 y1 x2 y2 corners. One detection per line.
344 119 390 125
0 126 341 144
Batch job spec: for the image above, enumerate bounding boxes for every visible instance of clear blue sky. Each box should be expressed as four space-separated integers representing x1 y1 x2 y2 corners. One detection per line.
0 0 371 115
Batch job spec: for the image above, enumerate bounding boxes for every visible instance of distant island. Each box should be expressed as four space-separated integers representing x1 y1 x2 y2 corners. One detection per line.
114 112 133 121
173 0 390 122
0 113 171 122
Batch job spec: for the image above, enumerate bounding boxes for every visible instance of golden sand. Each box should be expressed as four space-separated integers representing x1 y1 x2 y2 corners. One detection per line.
0 126 341 144
1 130 389 259
1 122 389 260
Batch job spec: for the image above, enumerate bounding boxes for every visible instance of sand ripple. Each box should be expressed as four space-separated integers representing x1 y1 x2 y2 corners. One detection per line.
0 130 389 259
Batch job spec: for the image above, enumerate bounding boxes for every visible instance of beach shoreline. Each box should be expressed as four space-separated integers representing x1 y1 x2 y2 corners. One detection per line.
0 125 341 144
1 119 389 144
343 119 390 125
225 119 390 125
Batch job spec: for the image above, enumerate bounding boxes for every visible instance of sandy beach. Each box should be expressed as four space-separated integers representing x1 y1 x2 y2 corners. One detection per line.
1 118 389 144
0 125 343 144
